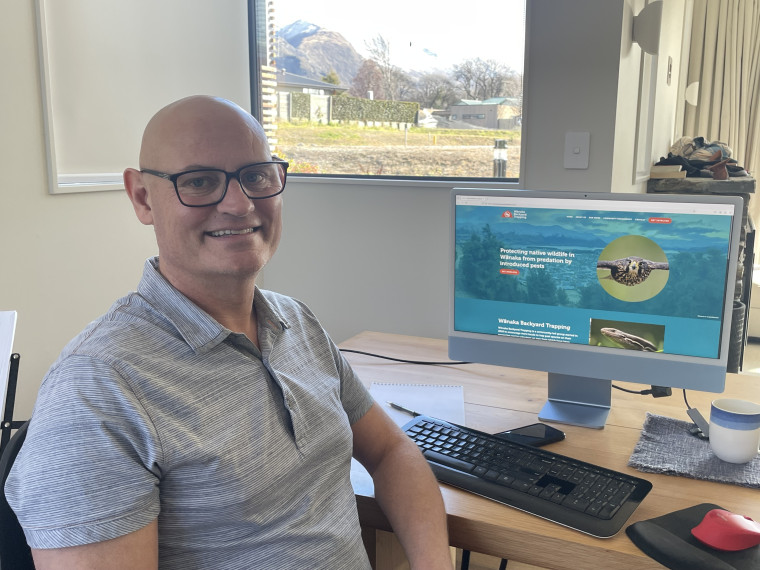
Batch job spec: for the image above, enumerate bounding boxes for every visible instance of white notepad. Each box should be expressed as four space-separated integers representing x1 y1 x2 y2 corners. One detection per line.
370 382 465 426
0 311 18 415
351 382 466 490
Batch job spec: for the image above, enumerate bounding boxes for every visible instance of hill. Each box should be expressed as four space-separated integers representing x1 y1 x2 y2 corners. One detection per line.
277 20 364 87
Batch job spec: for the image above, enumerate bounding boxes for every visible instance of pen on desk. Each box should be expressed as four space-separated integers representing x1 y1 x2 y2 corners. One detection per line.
387 401 421 417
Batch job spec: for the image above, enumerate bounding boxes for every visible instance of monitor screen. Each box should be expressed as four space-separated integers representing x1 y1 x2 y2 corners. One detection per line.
449 188 743 428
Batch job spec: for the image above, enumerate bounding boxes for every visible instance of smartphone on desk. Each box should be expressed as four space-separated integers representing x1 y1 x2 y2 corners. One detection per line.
494 423 565 447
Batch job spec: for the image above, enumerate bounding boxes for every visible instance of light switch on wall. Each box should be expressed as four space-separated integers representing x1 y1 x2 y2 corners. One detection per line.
564 131 590 169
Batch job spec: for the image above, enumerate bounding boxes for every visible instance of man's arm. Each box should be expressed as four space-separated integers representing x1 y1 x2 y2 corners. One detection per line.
31 518 158 570
352 403 453 570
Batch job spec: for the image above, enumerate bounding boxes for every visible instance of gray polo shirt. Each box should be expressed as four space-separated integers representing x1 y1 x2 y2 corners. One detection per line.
7 258 374 569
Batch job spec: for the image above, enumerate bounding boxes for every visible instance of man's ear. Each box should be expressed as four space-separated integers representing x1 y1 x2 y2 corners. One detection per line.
124 168 155 226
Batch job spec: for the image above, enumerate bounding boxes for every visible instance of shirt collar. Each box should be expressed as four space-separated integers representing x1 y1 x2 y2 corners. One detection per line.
136 257 289 354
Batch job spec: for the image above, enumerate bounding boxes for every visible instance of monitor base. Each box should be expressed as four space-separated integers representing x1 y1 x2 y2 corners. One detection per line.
538 400 610 429
538 373 612 429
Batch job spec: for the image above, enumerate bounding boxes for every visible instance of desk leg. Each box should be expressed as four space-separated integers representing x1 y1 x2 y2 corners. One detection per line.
363 529 409 570
361 526 377 568
362 527 456 570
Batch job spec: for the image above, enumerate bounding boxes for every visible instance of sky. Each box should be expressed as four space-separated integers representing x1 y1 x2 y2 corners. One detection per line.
275 0 526 73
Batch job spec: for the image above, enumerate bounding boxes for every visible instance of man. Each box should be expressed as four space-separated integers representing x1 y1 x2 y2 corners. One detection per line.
7 96 452 569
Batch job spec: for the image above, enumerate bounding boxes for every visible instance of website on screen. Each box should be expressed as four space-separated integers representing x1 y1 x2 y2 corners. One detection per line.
454 196 735 359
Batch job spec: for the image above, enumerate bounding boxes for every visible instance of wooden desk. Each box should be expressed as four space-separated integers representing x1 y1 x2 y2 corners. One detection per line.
344 331 760 570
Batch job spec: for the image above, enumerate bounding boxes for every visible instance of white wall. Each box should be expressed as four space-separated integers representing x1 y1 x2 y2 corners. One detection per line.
260 179 453 342
523 0 687 195
521 0 625 193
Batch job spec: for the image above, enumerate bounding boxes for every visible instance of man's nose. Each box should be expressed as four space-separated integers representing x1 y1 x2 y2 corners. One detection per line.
218 176 253 213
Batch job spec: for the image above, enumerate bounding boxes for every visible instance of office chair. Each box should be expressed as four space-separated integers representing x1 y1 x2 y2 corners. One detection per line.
0 420 34 570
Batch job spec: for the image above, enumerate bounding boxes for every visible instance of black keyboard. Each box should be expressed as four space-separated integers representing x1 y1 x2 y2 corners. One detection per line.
403 415 652 538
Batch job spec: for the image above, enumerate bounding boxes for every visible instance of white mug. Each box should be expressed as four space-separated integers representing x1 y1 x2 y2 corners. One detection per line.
709 398 760 464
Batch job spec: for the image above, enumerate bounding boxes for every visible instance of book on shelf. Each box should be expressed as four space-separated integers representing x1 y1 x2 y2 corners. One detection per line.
649 164 686 179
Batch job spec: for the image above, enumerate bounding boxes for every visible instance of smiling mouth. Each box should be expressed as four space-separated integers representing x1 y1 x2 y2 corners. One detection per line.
207 227 258 237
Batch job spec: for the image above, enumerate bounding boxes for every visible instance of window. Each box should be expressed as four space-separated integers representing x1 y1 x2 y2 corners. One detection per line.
250 0 525 181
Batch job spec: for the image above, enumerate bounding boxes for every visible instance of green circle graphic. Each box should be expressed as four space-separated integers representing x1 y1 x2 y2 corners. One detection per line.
596 235 669 302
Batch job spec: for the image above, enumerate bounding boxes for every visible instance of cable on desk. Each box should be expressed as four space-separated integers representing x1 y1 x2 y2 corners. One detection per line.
339 348 471 366
611 384 671 398
344 351 677 399
683 389 693 410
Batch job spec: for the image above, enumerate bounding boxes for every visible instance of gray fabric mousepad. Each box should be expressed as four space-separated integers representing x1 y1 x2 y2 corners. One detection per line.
626 503 760 570
629 413 760 488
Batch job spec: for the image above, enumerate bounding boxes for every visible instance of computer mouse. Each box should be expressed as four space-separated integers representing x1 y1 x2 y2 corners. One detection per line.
691 508 760 551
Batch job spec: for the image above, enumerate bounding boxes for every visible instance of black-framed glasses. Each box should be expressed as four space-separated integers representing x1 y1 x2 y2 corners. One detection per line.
141 161 289 207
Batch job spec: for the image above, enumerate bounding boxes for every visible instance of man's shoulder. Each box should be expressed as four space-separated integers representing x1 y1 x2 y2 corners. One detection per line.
60 291 172 359
258 288 296 305
256 289 329 340
257 289 313 318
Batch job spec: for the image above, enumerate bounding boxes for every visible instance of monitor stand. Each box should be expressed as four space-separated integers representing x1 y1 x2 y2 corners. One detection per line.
538 372 611 429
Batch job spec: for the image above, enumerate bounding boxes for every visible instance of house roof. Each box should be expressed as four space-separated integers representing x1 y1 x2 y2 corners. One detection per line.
454 97 522 106
276 70 348 92
481 97 509 105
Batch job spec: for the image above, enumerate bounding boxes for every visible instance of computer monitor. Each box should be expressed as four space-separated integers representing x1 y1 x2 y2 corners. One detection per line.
449 188 744 429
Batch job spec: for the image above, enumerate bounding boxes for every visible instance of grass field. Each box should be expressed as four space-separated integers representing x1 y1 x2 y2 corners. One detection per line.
277 121 521 147
274 122 522 178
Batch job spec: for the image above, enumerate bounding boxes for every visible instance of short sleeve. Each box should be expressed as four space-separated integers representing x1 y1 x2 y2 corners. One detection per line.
333 343 374 425
5 355 161 549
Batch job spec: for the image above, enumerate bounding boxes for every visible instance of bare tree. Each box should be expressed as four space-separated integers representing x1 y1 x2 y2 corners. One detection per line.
350 59 385 99
503 71 523 99
452 59 481 99
365 35 399 100
452 58 518 100
413 72 461 109
393 69 416 102
503 72 523 117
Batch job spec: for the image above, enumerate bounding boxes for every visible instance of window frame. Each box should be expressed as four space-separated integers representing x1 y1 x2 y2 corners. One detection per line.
248 0 524 189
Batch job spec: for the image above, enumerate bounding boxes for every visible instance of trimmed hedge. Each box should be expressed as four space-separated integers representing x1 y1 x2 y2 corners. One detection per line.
286 93 419 124
291 92 310 119
332 96 418 123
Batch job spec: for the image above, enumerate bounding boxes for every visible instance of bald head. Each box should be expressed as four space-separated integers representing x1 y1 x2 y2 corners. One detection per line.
139 95 270 170
123 94 284 302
